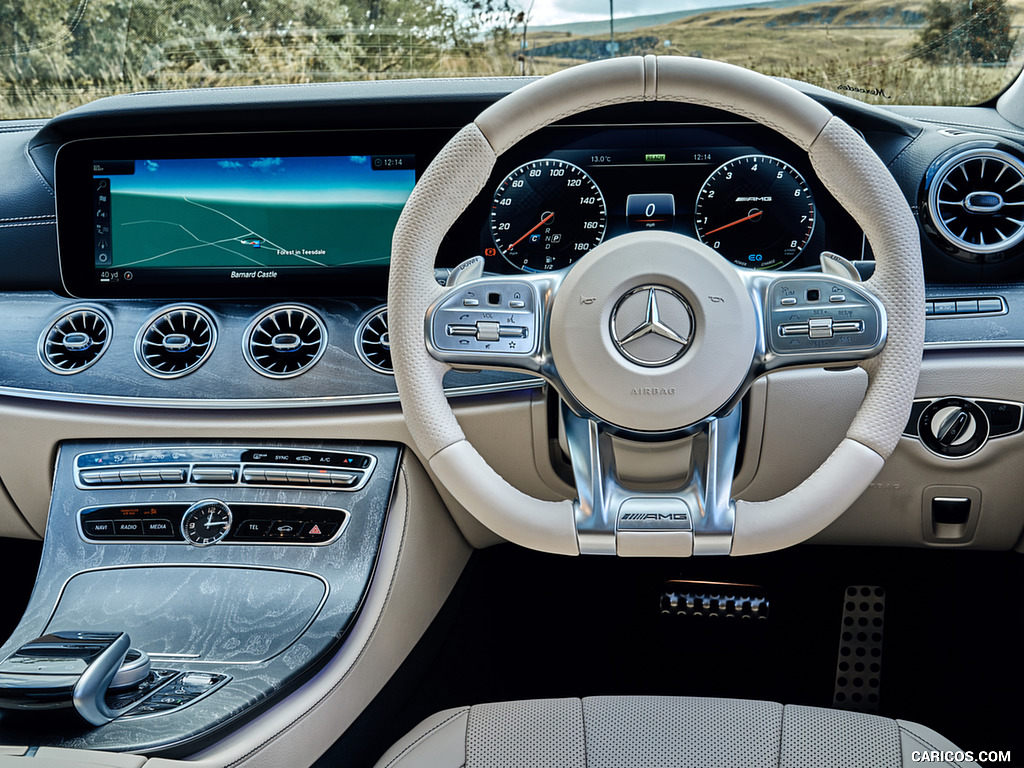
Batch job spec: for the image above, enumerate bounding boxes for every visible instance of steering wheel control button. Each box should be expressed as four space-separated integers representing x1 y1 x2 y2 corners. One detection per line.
917 397 990 458
610 286 694 367
767 278 883 357
431 280 538 356
807 317 834 339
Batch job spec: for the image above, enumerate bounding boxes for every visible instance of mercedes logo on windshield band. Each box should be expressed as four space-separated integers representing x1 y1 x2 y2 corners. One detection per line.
610 286 694 367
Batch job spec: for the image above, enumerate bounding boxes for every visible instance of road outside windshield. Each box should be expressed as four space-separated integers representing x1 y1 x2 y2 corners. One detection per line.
3 0 1023 117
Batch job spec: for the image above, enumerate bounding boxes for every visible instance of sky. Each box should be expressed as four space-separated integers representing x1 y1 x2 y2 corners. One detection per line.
524 0 754 26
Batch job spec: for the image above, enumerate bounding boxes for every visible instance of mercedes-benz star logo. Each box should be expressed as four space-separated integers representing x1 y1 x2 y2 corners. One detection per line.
610 285 694 367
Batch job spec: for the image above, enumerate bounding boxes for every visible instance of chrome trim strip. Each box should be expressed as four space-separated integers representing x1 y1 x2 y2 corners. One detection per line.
0 377 545 409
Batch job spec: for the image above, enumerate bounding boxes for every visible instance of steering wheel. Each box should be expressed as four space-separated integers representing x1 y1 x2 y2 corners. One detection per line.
388 55 924 557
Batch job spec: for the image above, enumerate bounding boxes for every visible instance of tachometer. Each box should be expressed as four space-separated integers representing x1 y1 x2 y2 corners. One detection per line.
695 155 816 270
490 159 607 272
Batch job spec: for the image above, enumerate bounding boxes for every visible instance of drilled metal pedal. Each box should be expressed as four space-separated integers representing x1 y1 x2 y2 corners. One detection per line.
660 580 769 619
832 585 885 713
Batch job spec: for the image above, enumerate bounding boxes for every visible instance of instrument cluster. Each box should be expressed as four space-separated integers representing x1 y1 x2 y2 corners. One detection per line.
450 124 864 275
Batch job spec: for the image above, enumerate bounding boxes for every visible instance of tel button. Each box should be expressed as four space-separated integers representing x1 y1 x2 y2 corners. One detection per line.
236 519 272 539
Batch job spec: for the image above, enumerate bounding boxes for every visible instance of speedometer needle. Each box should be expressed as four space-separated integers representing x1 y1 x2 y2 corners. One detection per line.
509 211 555 250
704 210 763 236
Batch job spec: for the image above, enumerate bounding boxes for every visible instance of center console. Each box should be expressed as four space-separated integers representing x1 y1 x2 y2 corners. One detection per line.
0 438 401 756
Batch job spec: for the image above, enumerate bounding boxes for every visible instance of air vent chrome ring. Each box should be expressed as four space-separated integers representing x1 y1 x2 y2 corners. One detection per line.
38 307 112 375
135 305 217 379
356 306 393 375
925 147 1024 259
243 304 327 378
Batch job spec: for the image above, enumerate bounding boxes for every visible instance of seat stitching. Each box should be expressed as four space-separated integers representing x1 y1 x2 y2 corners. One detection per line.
578 697 588 768
899 724 967 768
382 707 470 768
776 704 787 768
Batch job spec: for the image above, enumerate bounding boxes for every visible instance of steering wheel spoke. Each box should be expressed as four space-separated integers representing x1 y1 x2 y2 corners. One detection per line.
743 270 888 375
564 402 741 557
425 271 564 375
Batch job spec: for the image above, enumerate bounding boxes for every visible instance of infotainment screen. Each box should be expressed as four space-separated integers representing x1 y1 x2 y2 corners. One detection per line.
56 136 420 298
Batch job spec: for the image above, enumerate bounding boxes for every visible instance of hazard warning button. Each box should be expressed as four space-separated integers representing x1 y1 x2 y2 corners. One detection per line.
300 521 339 542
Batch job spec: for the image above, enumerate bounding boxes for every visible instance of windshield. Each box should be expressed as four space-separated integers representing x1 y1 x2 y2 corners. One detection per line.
2 0 1022 118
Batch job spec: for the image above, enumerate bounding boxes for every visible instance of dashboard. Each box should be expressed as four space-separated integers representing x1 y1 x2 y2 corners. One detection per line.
4 72 1024 764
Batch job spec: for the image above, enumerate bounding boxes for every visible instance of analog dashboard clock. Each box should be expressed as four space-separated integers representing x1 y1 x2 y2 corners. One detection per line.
180 499 233 547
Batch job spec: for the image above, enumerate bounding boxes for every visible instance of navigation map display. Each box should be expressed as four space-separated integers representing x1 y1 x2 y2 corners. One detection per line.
84 153 416 295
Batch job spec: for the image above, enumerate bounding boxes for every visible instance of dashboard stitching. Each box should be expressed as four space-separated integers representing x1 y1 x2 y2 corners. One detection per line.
0 221 54 228
21 141 54 199
0 215 54 222
224 463 410 768
658 95 808 148
912 117 1024 140
488 96 639 151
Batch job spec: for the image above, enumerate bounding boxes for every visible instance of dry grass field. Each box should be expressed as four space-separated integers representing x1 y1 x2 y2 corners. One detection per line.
3 0 1024 118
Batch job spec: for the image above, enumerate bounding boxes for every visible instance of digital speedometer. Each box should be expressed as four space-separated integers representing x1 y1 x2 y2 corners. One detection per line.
695 155 816 270
490 159 607 272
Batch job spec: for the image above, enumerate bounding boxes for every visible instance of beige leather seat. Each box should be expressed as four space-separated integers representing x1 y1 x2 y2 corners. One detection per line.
374 696 979 768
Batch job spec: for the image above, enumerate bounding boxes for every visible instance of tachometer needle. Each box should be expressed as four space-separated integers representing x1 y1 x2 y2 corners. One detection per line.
509 211 555 250
704 209 763 236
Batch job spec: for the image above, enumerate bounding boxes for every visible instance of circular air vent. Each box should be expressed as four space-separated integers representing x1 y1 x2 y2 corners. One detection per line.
244 304 327 378
38 307 111 375
356 306 392 374
925 147 1024 260
135 305 216 378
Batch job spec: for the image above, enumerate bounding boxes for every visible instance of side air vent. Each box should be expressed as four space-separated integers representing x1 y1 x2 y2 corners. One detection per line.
39 308 111 374
356 306 392 374
135 305 216 378
924 147 1024 261
244 304 327 378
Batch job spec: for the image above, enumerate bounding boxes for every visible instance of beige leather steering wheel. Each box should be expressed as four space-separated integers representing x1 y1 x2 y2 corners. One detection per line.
389 55 924 557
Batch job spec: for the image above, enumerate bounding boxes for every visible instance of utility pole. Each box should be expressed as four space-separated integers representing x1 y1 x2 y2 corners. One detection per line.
610 0 615 51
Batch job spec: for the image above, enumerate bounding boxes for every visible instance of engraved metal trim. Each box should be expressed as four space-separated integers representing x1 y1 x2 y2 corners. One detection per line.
356 305 394 374
38 306 112 375
609 285 693 367
135 305 217 379
243 304 328 379
42 564 331 667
